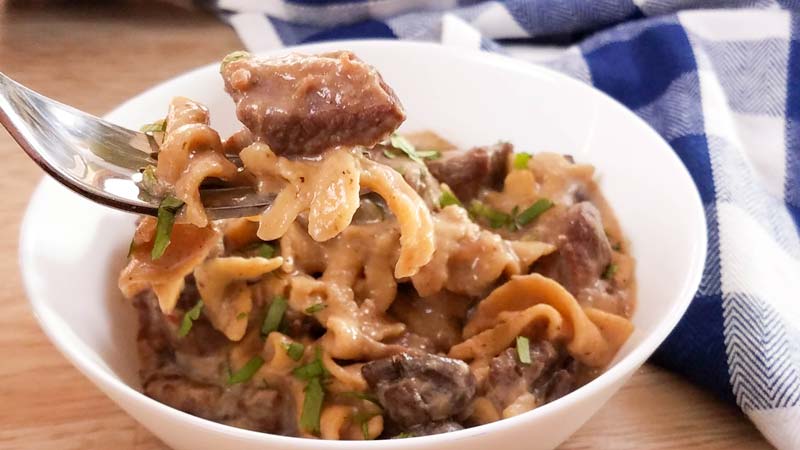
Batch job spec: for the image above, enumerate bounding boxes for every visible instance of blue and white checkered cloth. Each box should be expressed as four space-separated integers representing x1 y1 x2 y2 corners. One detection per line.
202 1 800 447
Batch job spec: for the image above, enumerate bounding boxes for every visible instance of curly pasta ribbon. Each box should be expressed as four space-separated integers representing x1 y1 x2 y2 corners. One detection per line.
450 274 633 367
119 218 220 313
194 256 283 340
240 143 435 278
157 97 237 227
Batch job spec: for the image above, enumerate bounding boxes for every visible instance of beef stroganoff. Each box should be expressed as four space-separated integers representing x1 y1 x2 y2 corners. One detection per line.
118 51 635 440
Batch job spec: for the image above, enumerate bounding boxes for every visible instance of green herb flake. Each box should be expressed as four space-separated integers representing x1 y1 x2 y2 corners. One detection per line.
516 336 532 365
284 342 305 361
392 432 412 439
177 300 204 338
383 148 400 159
612 242 622 252
304 303 326 315
506 206 520 231
236 312 248 320
602 263 619 280
390 134 423 164
227 355 264 385
362 419 371 440
513 152 531 170
388 134 439 163
516 198 554 227
139 165 160 196
140 119 166 133
257 243 275 259
299 376 325 434
261 296 288 336
221 51 250 70
151 196 184 260
353 411 380 440
292 347 329 381
416 149 441 160
469 200 511 229
439 189 462 208
341 391 380 405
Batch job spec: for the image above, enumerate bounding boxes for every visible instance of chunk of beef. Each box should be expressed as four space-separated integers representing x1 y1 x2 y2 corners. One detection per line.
485 341 559 410
425 142 512 201
407 421 464 437
144 376 297 434
136 281 229 377
361 352 476 428
536 365 577 404
388 290 470 353
135 289 298 435
144 375 224 418
536 202 612 296
221 51 405 157
380 418 464 439
282 308 325 340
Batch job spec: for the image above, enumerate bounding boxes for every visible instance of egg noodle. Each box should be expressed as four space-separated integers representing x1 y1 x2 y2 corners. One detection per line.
118 52 635 440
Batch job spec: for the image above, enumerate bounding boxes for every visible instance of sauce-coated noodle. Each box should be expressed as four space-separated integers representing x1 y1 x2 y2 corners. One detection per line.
120 51 636 440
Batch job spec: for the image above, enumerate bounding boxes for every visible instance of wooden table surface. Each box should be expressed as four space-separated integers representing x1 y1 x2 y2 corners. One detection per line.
0 2 774 449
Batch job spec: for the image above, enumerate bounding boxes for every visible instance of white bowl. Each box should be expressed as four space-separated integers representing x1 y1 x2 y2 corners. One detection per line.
19 40 707 450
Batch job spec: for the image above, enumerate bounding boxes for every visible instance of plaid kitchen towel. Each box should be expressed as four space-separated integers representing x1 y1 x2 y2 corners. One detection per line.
201 1 800 448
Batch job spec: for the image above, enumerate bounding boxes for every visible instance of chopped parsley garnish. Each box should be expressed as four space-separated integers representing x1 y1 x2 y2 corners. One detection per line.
227 355 264 385
388 134 440 163
439 189 462 208
353 411 380 440
304 303 326 314
257 243 275 259
292 347 328 381
516 336 532 365
513 152 531 170
151 196 184 260
392 432 412 439
177 300 204 338
140 119 166 133
361 420 371 440
602 263 619 280
340 391 380 405
283 341 305 361
516 198 554 227
468 198 554 230
416 149 441 160
612 242 622 252
469 200 511 229
139 165 160 196
236 312 248 320
295 347 328 435
261 296 288 336
221 50 250 69
299 377 325 434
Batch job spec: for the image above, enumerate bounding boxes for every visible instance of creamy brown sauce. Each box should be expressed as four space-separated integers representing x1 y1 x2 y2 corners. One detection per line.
120 51 636 441
126 144 635 439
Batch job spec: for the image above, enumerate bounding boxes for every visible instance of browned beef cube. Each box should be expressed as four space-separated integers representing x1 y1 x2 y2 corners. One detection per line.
362 352 476 428
221 51 405 157
426 142 512 201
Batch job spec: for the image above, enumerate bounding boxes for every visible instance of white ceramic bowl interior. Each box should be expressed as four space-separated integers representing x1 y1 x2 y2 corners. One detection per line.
19 40 706 450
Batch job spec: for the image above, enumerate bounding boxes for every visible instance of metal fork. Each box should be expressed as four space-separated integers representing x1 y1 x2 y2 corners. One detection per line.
0 72 272 220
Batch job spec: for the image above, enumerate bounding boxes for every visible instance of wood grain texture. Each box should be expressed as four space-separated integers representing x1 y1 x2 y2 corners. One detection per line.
0 2 773 449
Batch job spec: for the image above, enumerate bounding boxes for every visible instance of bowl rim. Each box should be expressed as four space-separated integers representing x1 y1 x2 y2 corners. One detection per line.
19 39 707 448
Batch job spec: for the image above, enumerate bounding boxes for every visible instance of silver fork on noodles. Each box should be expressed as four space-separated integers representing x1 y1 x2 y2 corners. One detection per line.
0 72 271 219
